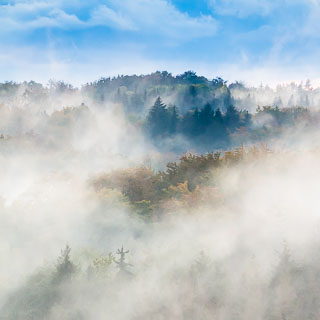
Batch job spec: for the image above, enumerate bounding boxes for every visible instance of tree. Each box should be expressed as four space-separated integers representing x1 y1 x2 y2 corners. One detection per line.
198 103 214 131
54 245 76 283
202 108 228 147
115 247 133 277
92 253 114 279
225 105 240 132
213 108 223 124
241 110 252 127
189 85 197 98
168 104 180 135
212 77 227 88
146 97 170 137
180 108 200 137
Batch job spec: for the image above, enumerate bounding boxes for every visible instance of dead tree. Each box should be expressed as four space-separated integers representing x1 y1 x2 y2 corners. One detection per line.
114 246 133 277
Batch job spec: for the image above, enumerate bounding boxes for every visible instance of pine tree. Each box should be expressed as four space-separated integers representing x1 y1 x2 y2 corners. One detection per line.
205 108 228 146
225 105 240 132
54 245 76 283
146 97 170 137
213 108 223 124
181 108 201 137
198 103 214 131
168 105 180 135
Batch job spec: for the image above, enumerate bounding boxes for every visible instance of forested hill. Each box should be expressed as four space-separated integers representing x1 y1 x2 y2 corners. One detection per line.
1 71 319 116
84 71 230 114
0 71 319 153
82 71 320 113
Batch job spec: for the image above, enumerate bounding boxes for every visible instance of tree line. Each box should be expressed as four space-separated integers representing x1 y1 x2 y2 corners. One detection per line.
143 96 313 149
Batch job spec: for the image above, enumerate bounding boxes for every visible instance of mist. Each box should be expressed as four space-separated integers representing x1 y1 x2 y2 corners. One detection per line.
1 74 320 320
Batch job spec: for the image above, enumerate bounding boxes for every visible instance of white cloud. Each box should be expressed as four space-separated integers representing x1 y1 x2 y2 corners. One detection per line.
90 5 138 31
101 0 218 40
0 0 218 40
0 2 84 30
209 0 320 18
209 0 320 17
210 0 280 17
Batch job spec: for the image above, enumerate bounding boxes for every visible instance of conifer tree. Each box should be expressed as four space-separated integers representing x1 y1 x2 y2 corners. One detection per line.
199 103 214 130
168 104 180 135
225 105 240 132
146 97 170 137
54 245 76 283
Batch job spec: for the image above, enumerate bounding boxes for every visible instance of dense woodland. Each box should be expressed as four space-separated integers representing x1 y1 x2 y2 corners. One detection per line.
143 96 314 149
91 145 270 219
0 71 318 115
0 71 318 152
2 72 320 319
1 71 317 109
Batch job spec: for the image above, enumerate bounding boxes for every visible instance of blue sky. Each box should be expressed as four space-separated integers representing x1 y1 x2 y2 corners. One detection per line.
0 0 320 86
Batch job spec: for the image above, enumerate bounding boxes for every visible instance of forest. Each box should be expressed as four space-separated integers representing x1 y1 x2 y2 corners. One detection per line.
1 72 320 320
0 71 318 152
4 0 320 317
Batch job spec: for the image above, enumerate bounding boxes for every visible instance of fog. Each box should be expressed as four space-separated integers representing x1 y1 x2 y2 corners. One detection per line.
1 76 320 320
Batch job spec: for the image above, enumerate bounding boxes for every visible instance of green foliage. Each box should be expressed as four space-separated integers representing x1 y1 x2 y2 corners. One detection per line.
141 92 314 151
92 253 114 278
144 96 241 148
134 200 153 221
0 72 316 153
146 97 171 137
